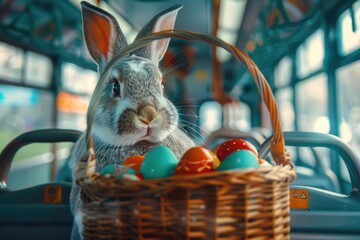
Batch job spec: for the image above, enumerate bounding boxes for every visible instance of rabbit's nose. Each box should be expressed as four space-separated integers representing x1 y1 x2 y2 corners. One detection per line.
138 105 158 124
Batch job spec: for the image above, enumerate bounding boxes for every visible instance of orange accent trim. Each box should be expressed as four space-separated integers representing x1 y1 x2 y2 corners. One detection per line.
290 189 308 209
44 186 62 204
57 91 89 114
211 0 236 105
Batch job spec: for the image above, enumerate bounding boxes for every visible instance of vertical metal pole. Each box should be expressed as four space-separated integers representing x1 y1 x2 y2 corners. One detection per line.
289 50 302 164
50 57 61 181
324 13 342 189
290 51 298 131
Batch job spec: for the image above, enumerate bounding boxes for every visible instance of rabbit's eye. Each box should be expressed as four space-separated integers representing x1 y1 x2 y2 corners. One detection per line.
113 81 121 97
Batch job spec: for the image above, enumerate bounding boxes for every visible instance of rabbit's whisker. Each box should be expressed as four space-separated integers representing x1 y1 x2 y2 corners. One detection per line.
178 121 205 140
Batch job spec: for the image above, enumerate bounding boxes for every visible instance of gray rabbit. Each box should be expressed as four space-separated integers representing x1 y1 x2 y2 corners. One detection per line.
70 2 195 239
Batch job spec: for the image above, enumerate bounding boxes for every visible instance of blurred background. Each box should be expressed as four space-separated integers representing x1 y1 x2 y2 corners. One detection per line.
0 0 359 193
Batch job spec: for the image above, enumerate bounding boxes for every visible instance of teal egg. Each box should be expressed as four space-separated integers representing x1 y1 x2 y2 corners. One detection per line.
100 164 136 179
218 150 259 171
140 146 178 179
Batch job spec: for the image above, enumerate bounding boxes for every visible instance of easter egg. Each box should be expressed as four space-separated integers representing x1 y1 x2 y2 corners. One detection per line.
217 150 259 171
216 139 258 161
139 146 178 179
99 164 137 179
175 147 215 175
122 155 145 173
209 150 221 169
135 173 144 180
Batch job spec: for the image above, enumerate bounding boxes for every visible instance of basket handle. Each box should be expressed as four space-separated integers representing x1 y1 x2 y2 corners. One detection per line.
76 30 292 181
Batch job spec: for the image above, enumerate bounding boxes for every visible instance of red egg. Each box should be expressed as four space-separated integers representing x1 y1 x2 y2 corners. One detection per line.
135 173 144 180
122 155 145 173
175 147 215 175
216 139 258 161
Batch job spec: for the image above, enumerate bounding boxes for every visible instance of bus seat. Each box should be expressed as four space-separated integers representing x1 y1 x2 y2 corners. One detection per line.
259 131 360 238
292 148 340 192
290 186 360 239
0 129 81 240
0 183 72 240
293 166 340 192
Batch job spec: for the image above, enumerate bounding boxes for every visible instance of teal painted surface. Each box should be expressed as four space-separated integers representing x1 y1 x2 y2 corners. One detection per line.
218 150 259 171
140 146 179 179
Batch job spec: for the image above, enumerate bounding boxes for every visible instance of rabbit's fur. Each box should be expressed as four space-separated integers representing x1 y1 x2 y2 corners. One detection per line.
70 2 195 239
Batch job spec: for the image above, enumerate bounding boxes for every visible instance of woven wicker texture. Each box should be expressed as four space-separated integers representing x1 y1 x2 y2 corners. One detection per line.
76 30 296 240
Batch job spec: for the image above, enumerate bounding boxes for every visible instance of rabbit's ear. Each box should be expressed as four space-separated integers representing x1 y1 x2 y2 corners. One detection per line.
133 5 182 65
81 1 128 70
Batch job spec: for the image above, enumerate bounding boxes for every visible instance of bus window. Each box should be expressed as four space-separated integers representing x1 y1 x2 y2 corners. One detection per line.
233 102 251 131
224 102 251 131
57 62 97 130
0 86 54 158
24 52 52 87
57 92 89 130
296 29 324 79
296 73 328 133
338 1 360 56
0 42 23 82
275 87 295 131
274 56 292 88
61 62 97 95
296 74 331 168
7 141 74 190
199 101 222 135
336 60 360 157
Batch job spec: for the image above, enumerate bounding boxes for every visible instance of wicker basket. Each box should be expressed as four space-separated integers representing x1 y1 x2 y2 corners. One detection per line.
76 30 296 240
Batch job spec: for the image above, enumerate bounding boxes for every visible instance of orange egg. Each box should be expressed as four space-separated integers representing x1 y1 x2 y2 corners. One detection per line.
175 147 215 175
122 155 145 173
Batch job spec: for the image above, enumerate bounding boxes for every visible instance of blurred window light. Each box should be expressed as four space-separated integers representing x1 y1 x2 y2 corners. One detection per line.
234 102 251 131
57 91 89 114
336 59 360 157
275 88 295 131
217 0 247 62
61 62 97 95
219 0 247 31
223 102 251 131
274 56 292 88
296 29 324 78
199 101 222 135
57 91 90 131
296 73 328 132
0 86 38 106
24 51 52 87
338 1 360 56
0 85 54 153
216 30 238 62
0 42 24 82
313 116 330 133
339 122 353 143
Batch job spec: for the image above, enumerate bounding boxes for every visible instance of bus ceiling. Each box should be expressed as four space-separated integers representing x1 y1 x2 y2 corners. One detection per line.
0 0 350 91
